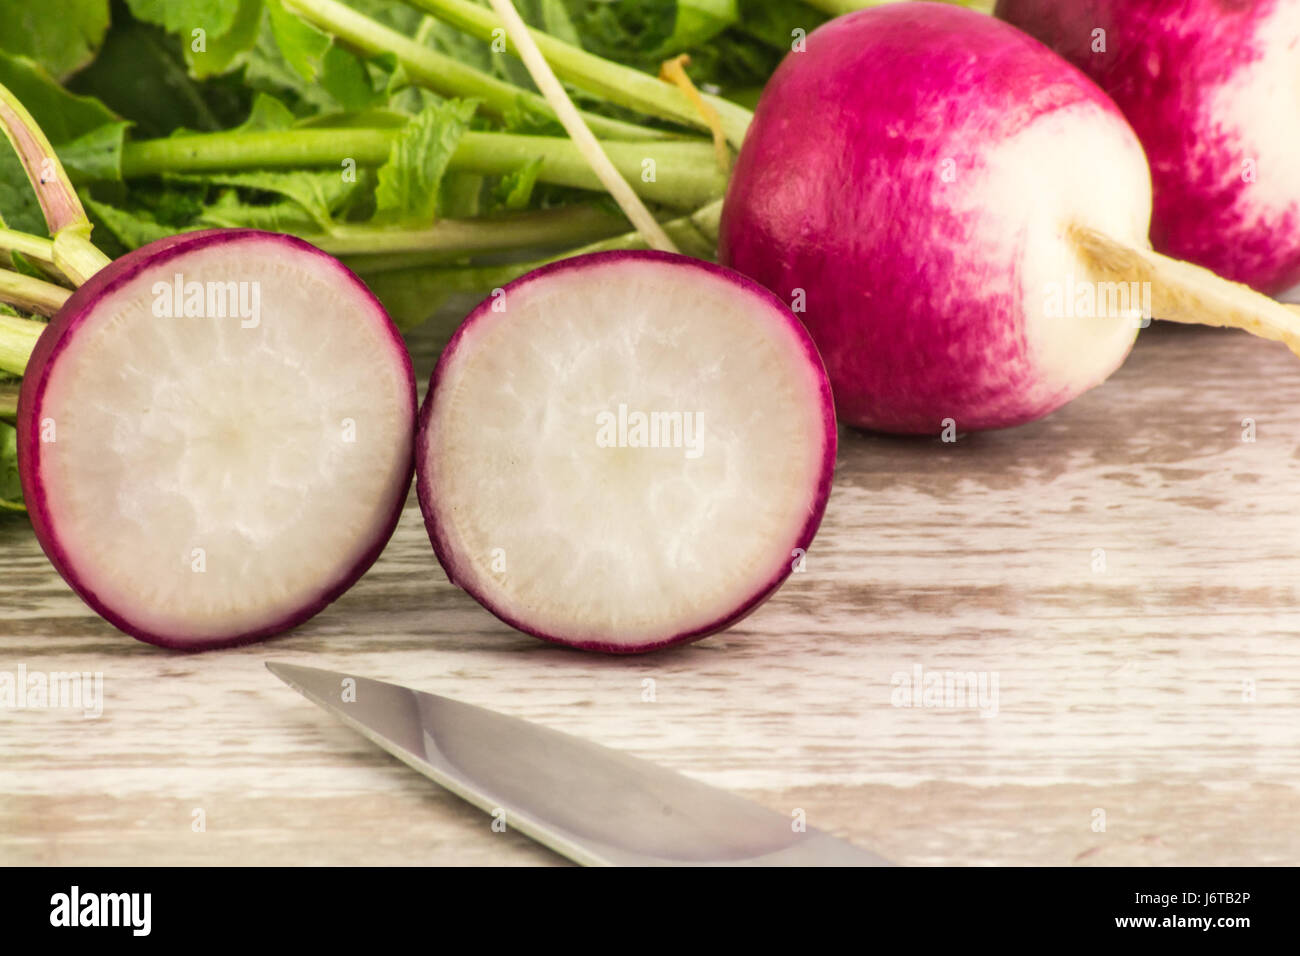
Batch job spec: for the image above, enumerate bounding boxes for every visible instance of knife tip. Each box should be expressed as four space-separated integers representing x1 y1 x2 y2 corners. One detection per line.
265 660 294 683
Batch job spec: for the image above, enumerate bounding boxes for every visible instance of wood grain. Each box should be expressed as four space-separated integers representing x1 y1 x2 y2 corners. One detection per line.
2 317 1299 865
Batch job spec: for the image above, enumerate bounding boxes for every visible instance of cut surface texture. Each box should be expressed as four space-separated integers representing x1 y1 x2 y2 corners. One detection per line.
417 251 836 653
18 231 416 648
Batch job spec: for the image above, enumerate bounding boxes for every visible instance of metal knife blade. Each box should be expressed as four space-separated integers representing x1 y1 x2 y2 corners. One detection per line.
267 662 892 867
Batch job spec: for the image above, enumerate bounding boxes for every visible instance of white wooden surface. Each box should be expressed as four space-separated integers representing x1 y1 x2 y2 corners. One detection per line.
2 318 1300 865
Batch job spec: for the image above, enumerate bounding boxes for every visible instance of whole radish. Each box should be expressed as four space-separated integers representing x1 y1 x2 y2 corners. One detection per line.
0 85 416 649
721 2 1150 433
997 0 1300 295
719 2 1300 435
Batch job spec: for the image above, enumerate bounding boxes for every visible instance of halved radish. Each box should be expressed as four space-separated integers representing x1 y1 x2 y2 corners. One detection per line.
0 84 415 649
17 230 416 649
416 251 835 653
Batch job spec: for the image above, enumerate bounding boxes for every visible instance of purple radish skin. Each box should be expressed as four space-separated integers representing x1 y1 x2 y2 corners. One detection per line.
720 2 1300 436
997 0 1300 295
416 251 836 654
16 230 416 649
0 84 416 650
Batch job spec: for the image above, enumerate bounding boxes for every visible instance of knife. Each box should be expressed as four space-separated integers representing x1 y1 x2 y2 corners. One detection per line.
267 662 892 867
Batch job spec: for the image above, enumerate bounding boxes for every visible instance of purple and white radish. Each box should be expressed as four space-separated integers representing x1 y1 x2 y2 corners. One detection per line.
720 2 1300 435
416 251 835 654
1 86 415 650
997 0 1300 295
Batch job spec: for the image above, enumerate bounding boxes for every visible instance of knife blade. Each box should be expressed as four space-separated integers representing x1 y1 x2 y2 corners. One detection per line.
267 661 892 867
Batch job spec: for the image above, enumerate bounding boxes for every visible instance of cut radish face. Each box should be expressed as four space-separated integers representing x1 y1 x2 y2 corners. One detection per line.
17 230 416 649
416 251 836 653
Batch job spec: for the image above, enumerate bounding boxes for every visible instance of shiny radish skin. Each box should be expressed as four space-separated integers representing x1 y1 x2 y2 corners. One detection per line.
720 2 1152 435
416 251 837 654
17 230 417 650
997 0 1300 295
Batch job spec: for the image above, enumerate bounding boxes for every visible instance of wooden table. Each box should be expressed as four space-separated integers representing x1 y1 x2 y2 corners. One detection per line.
2 314 1299 866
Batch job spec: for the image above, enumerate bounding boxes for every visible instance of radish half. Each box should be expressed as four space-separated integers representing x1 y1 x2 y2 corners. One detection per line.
0 84 416 650
416 251 836 653
17 230 416 649
719 2 1300 435
997 0 1300 295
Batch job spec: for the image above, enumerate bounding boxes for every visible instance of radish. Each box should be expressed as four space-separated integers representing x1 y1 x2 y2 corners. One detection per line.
415 251 836 654
0 85 415 649
719 2 1300 434
997 0 1300 295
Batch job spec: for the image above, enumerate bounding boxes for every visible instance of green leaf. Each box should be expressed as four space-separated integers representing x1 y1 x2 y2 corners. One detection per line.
439 171 482 219
184 0 264 79
0 159 45 237
659 0 738 55
0 53 122 232
58 121 130 182
490 157 543 212
246 8 333 112
0 0 110 79
195 188 319 233
125 0 243 38
501 95 565 136
172 168 358 228
535 0 583 47
319 44 384 111
66 15 249 137
233 92 297 132
561 0 787 90
0 421 24 513
733 0 829 52
296 108 408 130
564 0 736 59
374 99 476 225
347 0 422 33
82 195 178 250
266 0 330 82
254 2 386 113
0 52 119 145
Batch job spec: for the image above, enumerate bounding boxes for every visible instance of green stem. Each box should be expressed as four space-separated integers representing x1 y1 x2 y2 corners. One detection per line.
282 0 670 141
364 198 723 329
0 380 17 422
0 227 57 268
572 198 722 259
118 130 726 209
52 228 112 286
0 312 48 376
0 270 70 317
312 204 626 258
402 0 754 147
0 81 112 285
0 83 88 235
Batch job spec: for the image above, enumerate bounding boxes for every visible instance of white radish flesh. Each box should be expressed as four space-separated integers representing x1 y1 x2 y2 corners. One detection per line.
18 230 416 649
416 251 836 653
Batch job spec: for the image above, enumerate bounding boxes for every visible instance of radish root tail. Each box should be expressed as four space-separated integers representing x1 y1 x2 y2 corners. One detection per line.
1071 224 1300 358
